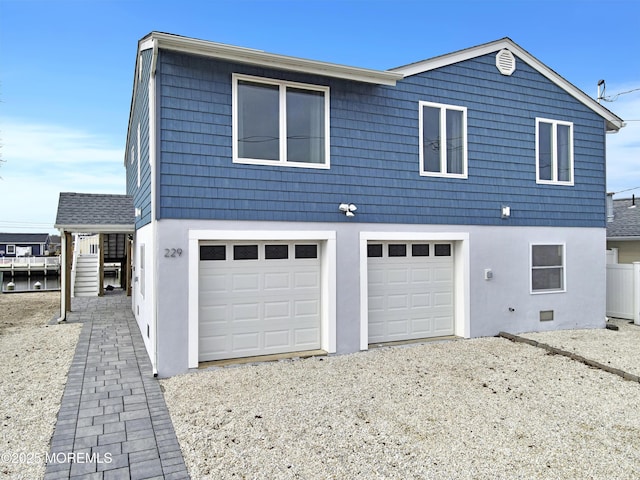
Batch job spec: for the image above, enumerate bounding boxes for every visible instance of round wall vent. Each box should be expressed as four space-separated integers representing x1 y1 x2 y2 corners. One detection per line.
496 49 516 76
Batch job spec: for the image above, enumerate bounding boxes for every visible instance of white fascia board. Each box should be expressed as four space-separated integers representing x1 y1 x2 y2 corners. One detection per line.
607 236 640 241
392 38 624 133
53 224 135 233
150 32 402 86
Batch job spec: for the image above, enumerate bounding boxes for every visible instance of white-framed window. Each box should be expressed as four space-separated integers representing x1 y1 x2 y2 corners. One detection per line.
531 243 565 293
536 118 574 185
6 245 15 255
232 73 330 169
419 101 467 178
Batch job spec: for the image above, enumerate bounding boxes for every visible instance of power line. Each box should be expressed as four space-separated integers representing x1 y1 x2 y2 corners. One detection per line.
614 186 640 195
601 87 640 102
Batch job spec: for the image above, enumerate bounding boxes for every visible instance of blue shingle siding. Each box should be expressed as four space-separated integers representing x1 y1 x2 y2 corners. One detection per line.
126 49 153 229
156 50 606 228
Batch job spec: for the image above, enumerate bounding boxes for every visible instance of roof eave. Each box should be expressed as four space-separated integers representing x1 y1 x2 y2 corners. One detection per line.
148 32 402 86
607 236 640 241
55 224 135 233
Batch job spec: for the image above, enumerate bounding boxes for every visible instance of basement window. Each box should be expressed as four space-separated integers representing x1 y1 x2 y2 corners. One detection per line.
531 244 565 293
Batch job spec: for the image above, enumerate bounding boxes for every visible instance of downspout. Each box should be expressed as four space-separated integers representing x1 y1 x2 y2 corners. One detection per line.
150 38 159 376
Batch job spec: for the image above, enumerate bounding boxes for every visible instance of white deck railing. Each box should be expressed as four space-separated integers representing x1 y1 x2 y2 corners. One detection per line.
0 256 61 268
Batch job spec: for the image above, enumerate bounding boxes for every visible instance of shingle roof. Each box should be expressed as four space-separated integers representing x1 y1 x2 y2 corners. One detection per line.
55 193 134 231
607 198 640 238
0 233 50 243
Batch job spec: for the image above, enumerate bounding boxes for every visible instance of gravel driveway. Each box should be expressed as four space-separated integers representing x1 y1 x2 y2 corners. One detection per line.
161 319 640 479
0 292 81 480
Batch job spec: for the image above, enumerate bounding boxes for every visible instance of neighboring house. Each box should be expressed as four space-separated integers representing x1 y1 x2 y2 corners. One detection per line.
607 196 640 263
48 235 62 255
0 233 51 257
125 32 624 377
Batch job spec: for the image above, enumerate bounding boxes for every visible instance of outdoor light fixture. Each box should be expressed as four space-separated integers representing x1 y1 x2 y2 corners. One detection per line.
501 205 511 219
339 203 357 217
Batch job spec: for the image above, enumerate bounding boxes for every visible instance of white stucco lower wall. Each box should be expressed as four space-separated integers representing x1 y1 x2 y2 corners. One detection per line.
144 219 606 377
133 223 156 372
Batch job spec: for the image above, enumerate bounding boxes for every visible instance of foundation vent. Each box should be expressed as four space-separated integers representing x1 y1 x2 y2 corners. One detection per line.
539 310 554 322
496 49 516 76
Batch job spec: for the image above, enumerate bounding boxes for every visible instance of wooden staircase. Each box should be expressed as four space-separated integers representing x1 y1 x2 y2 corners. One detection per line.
74 254 99 297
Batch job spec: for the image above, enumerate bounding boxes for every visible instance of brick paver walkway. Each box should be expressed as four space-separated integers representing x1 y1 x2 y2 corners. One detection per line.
44 291 189 479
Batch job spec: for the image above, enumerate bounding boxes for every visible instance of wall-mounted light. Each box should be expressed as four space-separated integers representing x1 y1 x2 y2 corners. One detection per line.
501 205 511 219
135 208 142 217
339 203 357 217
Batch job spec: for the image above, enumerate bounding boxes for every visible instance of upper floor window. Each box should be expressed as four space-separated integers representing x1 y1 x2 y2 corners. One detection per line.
536 118 573 185
233 74 330 169
419 101 467 178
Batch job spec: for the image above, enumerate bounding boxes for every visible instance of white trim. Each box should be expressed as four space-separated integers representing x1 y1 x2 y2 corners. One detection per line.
146 32 401 86
359 231 470 350
149 41 159 375
530 242 567 294
535 118 574 186
187 229 336 368
6 244 15 255
232 73 330 169
392 38 623 133
137 123 141 187
418 101 468 178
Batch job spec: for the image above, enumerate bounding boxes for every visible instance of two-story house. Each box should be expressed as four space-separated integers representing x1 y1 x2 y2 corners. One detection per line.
126 32 623 377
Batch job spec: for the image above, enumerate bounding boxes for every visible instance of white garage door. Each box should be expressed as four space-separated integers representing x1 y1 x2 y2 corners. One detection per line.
199 241 321 362
368 241 454 344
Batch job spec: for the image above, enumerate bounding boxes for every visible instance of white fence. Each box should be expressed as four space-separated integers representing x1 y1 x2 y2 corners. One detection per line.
606 262 640 323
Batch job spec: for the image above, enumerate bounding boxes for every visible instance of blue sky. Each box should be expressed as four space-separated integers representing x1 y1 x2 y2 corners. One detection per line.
0 0 638 234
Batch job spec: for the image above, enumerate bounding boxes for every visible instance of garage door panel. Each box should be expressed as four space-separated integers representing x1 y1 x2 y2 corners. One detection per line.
264 330 290 349
368 269 385 285
411 293 430 308
199 273 228 293
295 299 319 316
387 269 409 284
231 303 260 321
294 271 320 288
294 328 320 346
433 292 453 307
411 268 430 282
368 241 454 344
264 271 291 290
368 295 385 311
433 315 454 333
199 241 321 362
199 335 227 356
232 273 260 292
411 318 431 335
387 319 409 336
387 294 409 309
232 332 261 352
432 266 453 282
264 301 290 320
